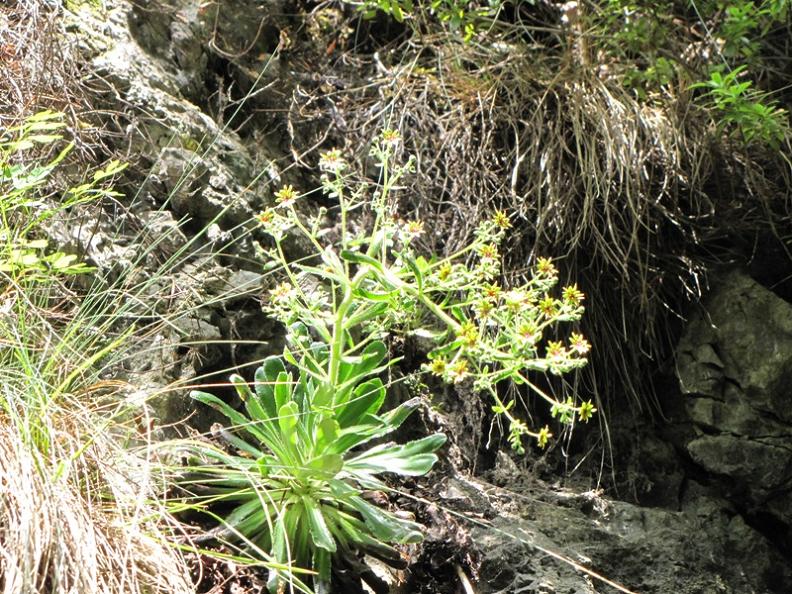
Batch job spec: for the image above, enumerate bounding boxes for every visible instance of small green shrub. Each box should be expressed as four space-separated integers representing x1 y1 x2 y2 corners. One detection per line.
0 110 125 281
708 0 789 59
692 66 788 147
690 1 790 147
580 1 789 147
354 0 503 41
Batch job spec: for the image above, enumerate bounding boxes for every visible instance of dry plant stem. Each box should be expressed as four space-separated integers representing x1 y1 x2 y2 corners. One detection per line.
455 563 476 594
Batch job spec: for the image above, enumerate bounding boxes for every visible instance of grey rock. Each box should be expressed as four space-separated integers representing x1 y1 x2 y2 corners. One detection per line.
170 311 221 343
677 269 792 524
437 474 791 594
222 270 265 304
69 2 280 230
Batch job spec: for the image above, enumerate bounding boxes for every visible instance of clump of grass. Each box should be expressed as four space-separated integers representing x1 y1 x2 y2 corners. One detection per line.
0 388 193 594
0 283 196 594
0 111 197 594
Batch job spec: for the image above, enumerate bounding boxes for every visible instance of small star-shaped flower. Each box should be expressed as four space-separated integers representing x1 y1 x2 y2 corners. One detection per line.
578 400 597 423
536 257 558 277
492 210 511 230
275 184 298 207
562 284 585 306
449 359 469 383
569 332 591 355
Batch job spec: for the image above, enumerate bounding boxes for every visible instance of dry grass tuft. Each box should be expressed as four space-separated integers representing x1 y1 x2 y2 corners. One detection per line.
0 390 194 594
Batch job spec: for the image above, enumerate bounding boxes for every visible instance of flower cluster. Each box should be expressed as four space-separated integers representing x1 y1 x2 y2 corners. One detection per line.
252 132 594 452
266 281 299 321
256 207 293 241
412 215 592 448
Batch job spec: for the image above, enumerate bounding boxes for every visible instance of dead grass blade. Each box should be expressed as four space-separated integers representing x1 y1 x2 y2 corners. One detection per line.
0 394 194 594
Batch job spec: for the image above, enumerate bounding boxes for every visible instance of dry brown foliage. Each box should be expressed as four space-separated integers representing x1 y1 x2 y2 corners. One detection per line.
287 19 791 415
0 397 194 594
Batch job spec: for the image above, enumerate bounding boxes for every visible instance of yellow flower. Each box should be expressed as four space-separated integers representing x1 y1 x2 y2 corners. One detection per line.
492 210 511 230
562 284 585 306
474 299 494 319
569 332 591 355
257 209 275 225
269 282 295 304
536 257 557 277
517 321 540 345
437 262 453 282
449 359 469 383
578 400 597 423
546 340 566 360
381 129 401 147
319 149 346 172
478 243 499 261
483 283 502 301
539 296 557 316
275 184 298 206
428 357 447 376
457 321 479 348
402 219 425 239
537 425 552 448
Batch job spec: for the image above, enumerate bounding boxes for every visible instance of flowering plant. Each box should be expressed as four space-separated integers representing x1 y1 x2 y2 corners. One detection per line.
185 350 444 593
183 129 592 592
258 130 594 453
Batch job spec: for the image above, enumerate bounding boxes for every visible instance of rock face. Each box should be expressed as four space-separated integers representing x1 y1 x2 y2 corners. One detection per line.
417 469 792 594
677 270 792 530
72 0 285 227
58 1 292 426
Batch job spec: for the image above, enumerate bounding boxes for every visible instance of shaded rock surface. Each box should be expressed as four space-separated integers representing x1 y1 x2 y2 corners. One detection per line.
677 270 792 534
78 0 283 227
58 1 291 427
406 445 792 594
